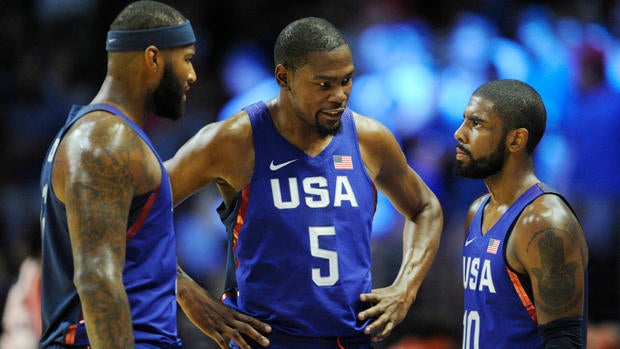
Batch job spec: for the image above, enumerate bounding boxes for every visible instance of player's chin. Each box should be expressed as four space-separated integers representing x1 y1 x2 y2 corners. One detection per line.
159 108 185 121
321 123 341 138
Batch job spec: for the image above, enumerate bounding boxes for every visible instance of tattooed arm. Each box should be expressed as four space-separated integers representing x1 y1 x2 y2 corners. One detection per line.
506 194 589 326
53 113 159 348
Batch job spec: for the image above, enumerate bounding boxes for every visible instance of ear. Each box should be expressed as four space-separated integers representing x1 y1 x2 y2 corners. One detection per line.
506 128 529 153
144 45 160 73
275 64 290 90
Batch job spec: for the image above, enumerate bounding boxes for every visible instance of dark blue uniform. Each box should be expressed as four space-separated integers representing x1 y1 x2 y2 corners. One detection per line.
39 104 181 348
462 183 587 348
219 102 376 348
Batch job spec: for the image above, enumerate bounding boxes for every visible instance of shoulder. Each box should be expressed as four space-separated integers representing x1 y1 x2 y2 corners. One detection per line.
169 109 254 168
523 193 577 221
54 110 159 197
470 195 488 212
508 193 587 273
517 194 582 243
352 111 392 140
59 110 151 166
67 110 139 143
464 195 488 229
352 111 403 177
165 109 254 198
352 112 402 157
190 110 252 149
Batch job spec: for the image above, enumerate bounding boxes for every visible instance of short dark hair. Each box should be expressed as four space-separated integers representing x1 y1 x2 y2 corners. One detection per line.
473 79 547 155
274 17 348 71
110 1 186 31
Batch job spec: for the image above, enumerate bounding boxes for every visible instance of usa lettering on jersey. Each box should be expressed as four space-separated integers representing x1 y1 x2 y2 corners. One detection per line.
270 175 359 209
463 256 496 293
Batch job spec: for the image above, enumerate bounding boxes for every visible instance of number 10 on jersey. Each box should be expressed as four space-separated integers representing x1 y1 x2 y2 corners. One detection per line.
463 309 480 349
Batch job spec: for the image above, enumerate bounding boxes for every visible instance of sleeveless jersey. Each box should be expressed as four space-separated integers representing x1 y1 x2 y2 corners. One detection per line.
462 183 587 348
218 101 377 338
39 104 181 348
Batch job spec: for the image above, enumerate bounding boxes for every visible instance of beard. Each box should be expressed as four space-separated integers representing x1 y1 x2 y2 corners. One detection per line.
149 63 185 121
314 114 342 139
454 136 506 179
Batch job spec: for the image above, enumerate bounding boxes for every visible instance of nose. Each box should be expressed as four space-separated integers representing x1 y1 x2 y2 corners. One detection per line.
329 86 347 105
188 64 197 84
454 121 465 142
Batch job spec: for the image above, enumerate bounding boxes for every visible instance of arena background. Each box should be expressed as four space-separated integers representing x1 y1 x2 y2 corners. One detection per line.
0 0 618 348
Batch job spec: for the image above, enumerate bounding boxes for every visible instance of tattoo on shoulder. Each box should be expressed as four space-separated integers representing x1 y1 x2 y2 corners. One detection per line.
69 138 136 244
79 145 134 200
528 228 582 315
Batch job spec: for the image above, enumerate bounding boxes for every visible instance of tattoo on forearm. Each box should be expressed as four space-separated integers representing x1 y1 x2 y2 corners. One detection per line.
529 228 581 314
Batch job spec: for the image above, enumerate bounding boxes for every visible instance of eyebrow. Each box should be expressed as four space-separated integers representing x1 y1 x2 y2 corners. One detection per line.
313 70 355 81
464 114 486 123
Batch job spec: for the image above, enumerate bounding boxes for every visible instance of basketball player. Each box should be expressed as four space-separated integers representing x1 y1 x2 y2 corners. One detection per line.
40 2 269 348
455 79 588 348
166 17 443 349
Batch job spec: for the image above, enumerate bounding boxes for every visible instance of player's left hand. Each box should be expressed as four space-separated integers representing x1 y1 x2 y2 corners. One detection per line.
358 285 412 342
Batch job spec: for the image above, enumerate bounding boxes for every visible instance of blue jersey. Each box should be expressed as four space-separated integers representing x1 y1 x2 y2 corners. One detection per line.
39 104 181 348
218 102 377 339
462 183 587 348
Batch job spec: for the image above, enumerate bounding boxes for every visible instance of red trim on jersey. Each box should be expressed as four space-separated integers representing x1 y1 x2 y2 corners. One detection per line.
337 336 345 349
126 185 161 243
220 290 240 302
64 318 86 345
507 267 537 323
232 185 251 269
65 323 77 344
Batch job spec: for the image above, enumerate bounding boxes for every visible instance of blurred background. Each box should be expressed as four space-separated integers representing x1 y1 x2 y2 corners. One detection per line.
0 0 619 348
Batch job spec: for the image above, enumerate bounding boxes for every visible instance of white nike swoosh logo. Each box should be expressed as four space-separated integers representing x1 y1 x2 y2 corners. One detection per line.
269 159 297 171
465 237 476 246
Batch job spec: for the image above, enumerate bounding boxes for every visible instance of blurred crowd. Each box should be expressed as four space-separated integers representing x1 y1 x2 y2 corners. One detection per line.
1 0 619 348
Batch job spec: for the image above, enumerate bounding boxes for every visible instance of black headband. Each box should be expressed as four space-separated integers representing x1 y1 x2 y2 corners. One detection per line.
106 20 196 51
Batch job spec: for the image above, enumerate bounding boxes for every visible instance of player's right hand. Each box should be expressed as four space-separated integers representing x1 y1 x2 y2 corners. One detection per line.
176 268 271 348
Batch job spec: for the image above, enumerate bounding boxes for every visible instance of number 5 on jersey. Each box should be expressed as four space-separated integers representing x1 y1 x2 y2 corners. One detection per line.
309 226 339 286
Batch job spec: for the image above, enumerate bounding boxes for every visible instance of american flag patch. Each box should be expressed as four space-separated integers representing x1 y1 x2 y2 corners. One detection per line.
333 155 353 170
487 238 500 254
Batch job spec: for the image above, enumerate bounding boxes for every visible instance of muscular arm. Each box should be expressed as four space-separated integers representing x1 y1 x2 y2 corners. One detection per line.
53 114 153 348
355 114 443 341
166 114 270 347
507 194 588 326
165 112 254 207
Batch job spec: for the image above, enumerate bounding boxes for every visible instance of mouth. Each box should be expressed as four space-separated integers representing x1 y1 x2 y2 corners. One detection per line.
455 145 470 161
320 108 345 119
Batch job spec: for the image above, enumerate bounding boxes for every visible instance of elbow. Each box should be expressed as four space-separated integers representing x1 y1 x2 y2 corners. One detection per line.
423 192 444 236
408 192 444 248
429 193 444 225
73 262 123 298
